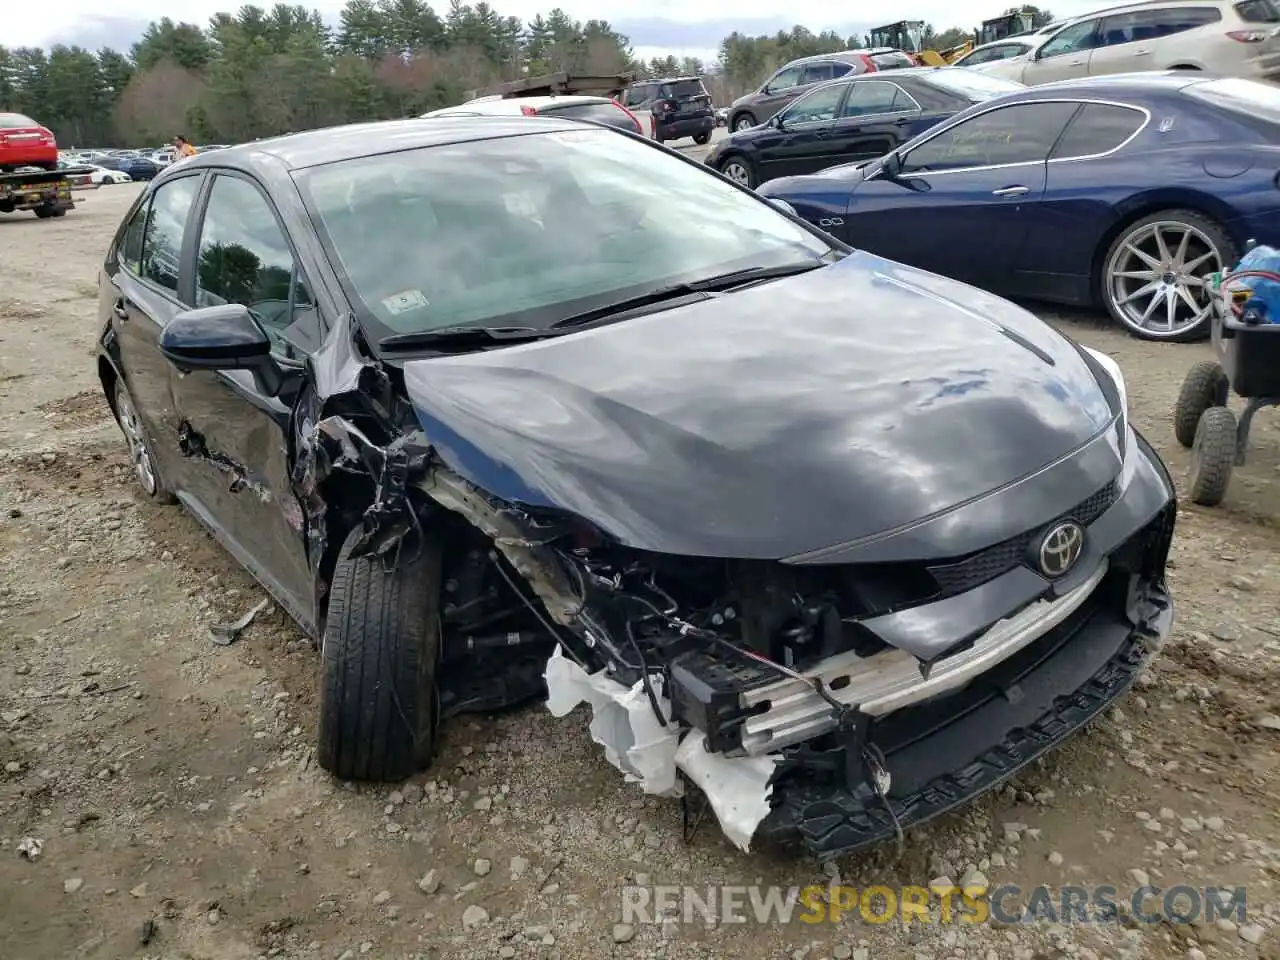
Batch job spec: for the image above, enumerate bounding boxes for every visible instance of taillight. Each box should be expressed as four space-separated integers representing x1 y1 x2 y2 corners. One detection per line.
859 54 877 71
613 100 644 135
520 104 538 116
1228 29 1268 41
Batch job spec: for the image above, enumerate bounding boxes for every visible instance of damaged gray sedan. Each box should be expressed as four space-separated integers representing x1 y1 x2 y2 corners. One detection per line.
95 115 1176 859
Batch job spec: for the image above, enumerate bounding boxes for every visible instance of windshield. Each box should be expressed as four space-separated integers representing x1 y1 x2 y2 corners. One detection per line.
0 113 37 128
295 126 833 341
870 51 915 69
1184 76 1280 123
1236 0 1280 20
924 70 1025 100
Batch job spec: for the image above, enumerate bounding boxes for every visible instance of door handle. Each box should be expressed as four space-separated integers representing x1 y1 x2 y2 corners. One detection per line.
113 297 130 321
894 117 910 125
992 185 1030 197
1133 48 1151 55
1068 58 1085 65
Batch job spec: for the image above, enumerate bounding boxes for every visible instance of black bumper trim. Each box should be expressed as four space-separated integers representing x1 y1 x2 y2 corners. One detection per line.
756 577 1173 860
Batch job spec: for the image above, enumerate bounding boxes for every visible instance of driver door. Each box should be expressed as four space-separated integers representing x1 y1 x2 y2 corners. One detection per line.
755 81 851 181
1020 18 1101 84
754 65 805 123
166 171 323 625
845 101 1081 293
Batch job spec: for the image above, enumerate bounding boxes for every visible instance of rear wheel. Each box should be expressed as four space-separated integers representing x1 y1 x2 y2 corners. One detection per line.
693 132 711 145
317 526 442 782
1173 360 1228 448
733 113 757 132
1101 209 1234 342
720 155 755 189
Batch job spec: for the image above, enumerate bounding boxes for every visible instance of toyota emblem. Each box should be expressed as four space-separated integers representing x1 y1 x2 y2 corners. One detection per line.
1038 521 1085 578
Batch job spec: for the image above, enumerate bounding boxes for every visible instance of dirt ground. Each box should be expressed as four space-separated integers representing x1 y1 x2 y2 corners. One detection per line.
1 184 1278 960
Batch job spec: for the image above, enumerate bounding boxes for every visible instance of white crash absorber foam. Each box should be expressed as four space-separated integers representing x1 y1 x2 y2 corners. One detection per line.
543 646 684 797
543 647 783 852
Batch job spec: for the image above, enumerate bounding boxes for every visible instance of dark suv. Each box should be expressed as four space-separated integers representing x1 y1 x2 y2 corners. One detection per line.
621 76 716 145
727 49 915 132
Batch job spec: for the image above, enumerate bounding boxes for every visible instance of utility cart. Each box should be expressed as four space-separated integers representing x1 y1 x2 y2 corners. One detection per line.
1173 246 1280 506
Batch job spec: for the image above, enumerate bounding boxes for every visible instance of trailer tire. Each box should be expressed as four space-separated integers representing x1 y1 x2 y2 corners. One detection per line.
34 207 52 219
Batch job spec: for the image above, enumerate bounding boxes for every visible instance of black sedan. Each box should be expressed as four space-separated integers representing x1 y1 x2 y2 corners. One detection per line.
96 115 1175 859
703 67 1026 189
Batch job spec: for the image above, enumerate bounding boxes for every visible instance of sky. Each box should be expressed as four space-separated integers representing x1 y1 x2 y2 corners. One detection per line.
6 0 1103 63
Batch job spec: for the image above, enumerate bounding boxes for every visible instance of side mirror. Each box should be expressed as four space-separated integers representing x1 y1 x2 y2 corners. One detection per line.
771 113 786 130
880 151 903 179
159 303 284 396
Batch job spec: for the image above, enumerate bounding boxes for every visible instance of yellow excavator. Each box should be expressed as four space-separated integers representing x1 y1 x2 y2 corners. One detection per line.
868 21 973 65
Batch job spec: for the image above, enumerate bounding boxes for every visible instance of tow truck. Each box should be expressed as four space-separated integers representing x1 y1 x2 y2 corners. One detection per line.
0 166 84 219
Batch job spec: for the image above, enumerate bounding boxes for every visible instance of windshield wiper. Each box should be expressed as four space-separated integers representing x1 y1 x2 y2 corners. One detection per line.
378 325 555 352
551 260 827 330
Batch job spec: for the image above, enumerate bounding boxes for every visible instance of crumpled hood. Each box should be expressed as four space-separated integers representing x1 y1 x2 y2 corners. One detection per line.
401 252 1114 559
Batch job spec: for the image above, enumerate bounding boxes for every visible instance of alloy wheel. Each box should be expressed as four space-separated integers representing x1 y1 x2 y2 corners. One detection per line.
722 160 752 187
114 383 158 496
1105 220 1224 339
734 116 755 132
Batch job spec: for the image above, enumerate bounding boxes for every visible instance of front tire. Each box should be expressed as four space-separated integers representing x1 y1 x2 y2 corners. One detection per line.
1100 209 1234 342
719 155 756 189
317 526 442 782
1173 360 1228 448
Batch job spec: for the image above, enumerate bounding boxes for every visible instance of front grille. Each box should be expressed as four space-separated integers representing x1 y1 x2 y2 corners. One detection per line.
927 478 1119 595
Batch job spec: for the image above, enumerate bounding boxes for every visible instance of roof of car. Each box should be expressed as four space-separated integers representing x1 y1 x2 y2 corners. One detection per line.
422 95 612 117
170 115 589 173
1006 71 1212 98
635 75 702 83
791 47 903 64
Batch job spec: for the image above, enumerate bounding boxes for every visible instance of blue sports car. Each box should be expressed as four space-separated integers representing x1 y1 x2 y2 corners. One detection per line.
758 73 1280 342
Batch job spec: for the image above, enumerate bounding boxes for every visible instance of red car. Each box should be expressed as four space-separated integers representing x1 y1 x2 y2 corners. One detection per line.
0 113 58 171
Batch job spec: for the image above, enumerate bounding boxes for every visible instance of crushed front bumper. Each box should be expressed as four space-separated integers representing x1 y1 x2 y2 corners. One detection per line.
757 500 1174 860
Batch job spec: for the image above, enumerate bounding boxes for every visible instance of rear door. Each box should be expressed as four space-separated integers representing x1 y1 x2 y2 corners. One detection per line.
829 80 924 163
1087 6 1223 75
1019 18 1102 83
754 64 807 122
846 101 1080 291
107 172 205 485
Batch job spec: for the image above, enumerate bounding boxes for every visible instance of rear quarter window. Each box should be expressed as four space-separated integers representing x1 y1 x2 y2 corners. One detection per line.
1049 103 1147 159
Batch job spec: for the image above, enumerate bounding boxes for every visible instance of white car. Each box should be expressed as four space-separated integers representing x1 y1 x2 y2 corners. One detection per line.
86 165 132 185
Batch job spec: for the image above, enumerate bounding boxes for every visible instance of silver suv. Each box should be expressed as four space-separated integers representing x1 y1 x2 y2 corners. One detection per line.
727 49 916 132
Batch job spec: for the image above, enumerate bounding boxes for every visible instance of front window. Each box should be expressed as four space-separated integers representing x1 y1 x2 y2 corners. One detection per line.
780 83 846 123
1037 19 1100 57
898 101 1079 173
296 128 834 341
766 66 802 92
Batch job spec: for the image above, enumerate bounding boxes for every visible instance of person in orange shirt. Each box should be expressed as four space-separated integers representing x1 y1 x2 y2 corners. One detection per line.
172 135 198 161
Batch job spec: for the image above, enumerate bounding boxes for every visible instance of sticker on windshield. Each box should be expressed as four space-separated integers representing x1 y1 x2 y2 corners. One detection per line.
382 289 429 314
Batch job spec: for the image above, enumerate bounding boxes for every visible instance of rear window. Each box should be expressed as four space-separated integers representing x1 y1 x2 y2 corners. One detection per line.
1184 76 1280 123
543 102 635 130
871 51 916 70
660 79 708 99
923 69 1026 100
0 113 37 129
1236 0 1280 20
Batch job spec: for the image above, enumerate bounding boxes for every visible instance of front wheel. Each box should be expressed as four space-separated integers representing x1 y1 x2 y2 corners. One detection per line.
113 378 175 503
719 155 755 189
1101 209 1234 342
317 526 442 782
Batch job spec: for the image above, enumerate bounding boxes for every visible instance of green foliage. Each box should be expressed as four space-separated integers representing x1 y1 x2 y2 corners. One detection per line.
0 3 1051 146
